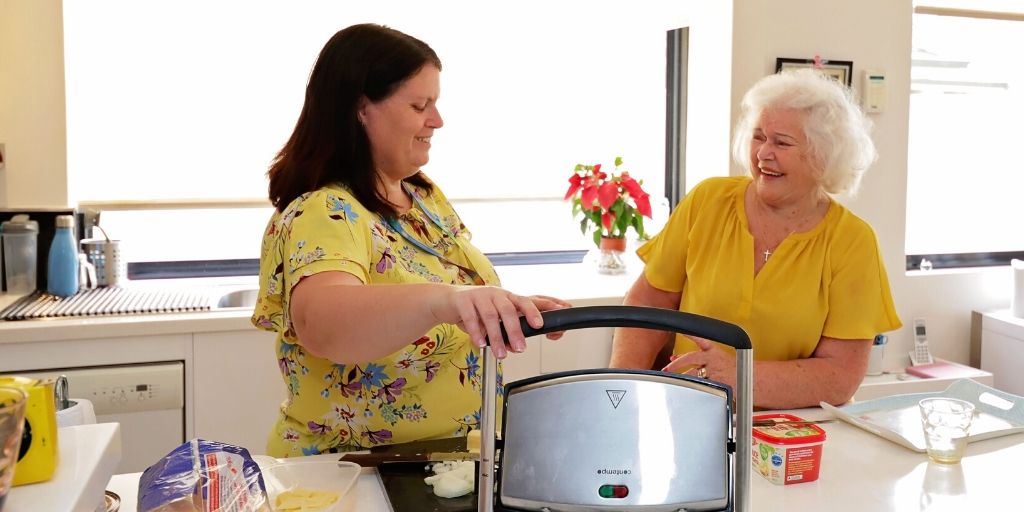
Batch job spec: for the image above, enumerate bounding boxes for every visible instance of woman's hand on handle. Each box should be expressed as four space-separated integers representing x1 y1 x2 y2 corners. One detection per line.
429 287 571 359
661 336 737 390
529 295 572 341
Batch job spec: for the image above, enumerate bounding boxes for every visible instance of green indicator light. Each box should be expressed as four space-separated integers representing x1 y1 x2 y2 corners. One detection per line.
598 485 629 499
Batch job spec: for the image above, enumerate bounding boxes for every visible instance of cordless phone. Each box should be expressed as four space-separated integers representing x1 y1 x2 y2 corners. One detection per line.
908 318 934 366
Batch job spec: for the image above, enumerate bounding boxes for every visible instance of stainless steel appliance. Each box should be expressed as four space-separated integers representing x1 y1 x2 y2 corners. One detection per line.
478 306 753 512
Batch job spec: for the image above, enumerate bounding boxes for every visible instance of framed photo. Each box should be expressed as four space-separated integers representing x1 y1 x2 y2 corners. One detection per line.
775 57 853 87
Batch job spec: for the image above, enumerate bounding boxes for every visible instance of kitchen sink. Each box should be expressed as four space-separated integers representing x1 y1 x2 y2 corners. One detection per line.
213 288 259 309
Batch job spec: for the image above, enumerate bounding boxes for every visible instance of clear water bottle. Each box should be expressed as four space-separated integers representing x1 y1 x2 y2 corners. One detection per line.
47 215 79 297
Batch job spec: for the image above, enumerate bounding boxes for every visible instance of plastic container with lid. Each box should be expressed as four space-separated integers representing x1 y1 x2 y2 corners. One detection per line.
751 413 827 485
259 458 361 512
1 214 40 294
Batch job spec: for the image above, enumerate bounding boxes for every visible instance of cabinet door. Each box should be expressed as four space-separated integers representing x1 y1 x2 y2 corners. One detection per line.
540 327 616 373
981 329 1024 395
193 330 284 455
500 340 541 383
539 297 621 374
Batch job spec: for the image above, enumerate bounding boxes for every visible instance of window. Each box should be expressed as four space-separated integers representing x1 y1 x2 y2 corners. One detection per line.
907 2 1024 270
63 2 685 270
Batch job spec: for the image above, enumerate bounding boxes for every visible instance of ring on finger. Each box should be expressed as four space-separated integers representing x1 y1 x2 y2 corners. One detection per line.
696 366 708 379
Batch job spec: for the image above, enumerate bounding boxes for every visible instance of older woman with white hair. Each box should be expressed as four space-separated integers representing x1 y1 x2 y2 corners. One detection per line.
609 69 902 408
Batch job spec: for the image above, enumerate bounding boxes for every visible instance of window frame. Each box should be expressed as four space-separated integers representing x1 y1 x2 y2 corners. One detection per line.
905 4 1024 271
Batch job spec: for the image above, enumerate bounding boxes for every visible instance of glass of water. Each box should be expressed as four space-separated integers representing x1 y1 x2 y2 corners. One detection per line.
919 398 975 464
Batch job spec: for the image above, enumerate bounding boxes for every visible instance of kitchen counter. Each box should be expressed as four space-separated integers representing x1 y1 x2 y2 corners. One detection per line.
106 408 1023 511
0 306 255 344
0 256 642 344
5 423 121 512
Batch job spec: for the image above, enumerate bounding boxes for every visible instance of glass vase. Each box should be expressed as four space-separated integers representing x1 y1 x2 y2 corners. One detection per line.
597 236 627 275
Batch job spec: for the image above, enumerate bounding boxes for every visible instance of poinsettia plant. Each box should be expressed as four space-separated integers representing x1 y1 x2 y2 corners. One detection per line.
564 156 652 247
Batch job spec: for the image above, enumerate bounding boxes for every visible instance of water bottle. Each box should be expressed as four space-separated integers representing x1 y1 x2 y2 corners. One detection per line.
47 215 79 297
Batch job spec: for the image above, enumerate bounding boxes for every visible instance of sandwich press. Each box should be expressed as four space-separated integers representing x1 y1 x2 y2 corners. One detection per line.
478 305 752 512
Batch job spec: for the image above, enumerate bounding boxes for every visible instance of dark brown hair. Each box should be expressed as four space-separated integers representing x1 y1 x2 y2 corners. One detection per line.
267 24 440 215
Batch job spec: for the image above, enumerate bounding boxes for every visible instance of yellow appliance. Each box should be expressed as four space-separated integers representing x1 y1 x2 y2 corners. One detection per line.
0 376 59 485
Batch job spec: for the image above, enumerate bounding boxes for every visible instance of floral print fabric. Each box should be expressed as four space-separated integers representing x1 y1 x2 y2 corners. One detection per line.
253 179 502 458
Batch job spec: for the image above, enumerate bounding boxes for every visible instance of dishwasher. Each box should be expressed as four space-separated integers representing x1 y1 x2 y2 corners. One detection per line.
17 361 185 473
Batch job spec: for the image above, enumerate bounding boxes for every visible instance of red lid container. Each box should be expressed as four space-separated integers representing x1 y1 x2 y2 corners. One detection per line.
751 413 827 485
752 413 827 444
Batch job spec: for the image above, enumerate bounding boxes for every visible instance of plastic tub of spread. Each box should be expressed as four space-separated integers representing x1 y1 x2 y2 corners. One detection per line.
751 413 827 485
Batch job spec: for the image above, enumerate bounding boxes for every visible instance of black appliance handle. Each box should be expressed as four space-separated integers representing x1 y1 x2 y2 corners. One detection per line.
503 305 751 350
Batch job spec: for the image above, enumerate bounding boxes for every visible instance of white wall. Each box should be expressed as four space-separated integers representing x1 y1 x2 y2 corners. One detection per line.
0 0 68 208
730 0 1012 370
681 0 734 192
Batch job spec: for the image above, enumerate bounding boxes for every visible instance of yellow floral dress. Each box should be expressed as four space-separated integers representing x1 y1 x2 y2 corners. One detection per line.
252 177 501 457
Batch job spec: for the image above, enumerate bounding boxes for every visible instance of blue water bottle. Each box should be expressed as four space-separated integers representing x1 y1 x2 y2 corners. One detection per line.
47 215 79 297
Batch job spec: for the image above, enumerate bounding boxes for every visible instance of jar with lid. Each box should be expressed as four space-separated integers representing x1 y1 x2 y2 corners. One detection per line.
47 215 79 297
1 214 40 294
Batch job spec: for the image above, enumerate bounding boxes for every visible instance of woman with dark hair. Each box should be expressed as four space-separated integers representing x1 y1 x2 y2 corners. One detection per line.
253 24 569 457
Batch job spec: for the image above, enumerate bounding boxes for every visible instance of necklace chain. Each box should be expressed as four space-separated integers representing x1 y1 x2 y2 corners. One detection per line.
748 185 828 266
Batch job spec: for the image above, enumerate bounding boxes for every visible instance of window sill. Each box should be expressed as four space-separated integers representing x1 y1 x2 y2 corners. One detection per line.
121 254 642 305
905 265 1012 277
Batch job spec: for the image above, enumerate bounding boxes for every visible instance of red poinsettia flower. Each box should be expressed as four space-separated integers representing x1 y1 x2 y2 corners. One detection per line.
620 175 652 218
580 183 599 209
564 157 653 247
635 193 652 218
620 175 644 198
564 174 584 200
597 181 619 210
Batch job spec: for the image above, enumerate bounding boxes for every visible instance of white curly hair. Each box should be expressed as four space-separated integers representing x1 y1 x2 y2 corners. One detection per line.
731 68 877 196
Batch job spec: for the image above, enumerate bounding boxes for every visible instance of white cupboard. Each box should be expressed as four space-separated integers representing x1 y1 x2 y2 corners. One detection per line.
192 329 285 454
980 310 1024 395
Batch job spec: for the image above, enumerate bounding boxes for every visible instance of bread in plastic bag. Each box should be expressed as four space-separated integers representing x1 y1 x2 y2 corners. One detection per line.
138 438 270 512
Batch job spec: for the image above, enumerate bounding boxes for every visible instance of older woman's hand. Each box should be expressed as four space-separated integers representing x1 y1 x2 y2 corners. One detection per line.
661 336 737 389
431 286 571 359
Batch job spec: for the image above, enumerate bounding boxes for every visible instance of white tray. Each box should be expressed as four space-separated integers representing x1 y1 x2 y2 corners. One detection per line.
821 379 1024 452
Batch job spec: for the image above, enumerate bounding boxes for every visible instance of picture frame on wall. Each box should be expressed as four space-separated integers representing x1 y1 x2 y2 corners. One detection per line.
775 57 853 87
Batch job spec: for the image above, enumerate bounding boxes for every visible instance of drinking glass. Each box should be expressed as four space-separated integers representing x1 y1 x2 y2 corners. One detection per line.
0 387 28 511
919 397 975 464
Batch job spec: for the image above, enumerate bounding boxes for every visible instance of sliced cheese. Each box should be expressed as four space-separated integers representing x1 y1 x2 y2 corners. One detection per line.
466 429 481 453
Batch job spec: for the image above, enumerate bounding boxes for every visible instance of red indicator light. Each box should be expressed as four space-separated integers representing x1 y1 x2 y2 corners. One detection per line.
598 485 629 499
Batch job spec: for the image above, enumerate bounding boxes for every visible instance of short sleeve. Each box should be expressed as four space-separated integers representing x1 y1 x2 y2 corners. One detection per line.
637 181 707 293
284 189 374 299
822 219 903 339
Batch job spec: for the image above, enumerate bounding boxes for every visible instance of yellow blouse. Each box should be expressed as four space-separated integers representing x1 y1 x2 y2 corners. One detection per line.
639 176 902 360
252 177 500 457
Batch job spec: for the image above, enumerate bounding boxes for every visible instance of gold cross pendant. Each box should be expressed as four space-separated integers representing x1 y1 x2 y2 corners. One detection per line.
763 249 772 262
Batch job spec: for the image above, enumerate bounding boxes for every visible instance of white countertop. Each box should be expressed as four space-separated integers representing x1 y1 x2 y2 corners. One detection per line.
105 408 1024 511
5 423 121 512
748 409 1018 510
855 361 993 401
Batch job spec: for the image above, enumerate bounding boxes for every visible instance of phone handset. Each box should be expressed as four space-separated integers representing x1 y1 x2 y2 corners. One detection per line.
908 318 934 366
